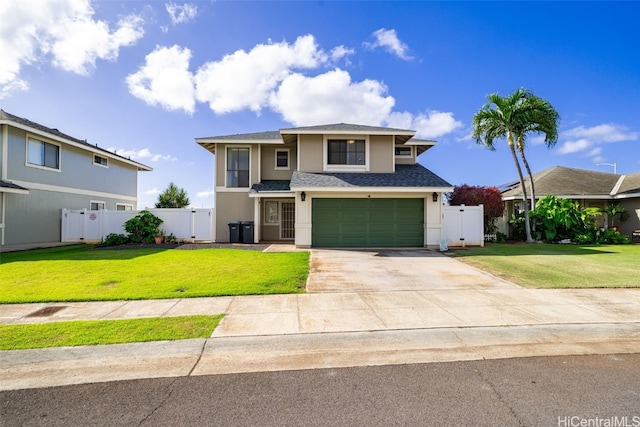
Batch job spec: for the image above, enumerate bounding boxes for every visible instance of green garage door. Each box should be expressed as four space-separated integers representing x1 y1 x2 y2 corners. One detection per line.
312 198 424 247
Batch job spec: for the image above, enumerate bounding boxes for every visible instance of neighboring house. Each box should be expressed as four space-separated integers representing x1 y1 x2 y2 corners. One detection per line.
0 110 152 246
196 123 453 248
498 166 640 238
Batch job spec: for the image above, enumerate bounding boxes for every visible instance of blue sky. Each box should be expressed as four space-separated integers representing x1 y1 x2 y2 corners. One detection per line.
1 0 638 209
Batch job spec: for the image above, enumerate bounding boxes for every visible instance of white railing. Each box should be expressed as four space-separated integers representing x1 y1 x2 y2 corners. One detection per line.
61 208 215 243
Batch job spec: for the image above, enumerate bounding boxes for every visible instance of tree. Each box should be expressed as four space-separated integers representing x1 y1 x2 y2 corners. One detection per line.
448 185 505 233
155 182 190 208
472 88 552 243
514 95 560 210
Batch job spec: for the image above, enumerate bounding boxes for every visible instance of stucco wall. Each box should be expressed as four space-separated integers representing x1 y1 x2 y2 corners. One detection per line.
260 145 296 180
215 192 254 242
369 135 394 172
298 134 323 172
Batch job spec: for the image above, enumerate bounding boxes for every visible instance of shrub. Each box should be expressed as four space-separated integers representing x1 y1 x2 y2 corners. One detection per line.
97 233 130 247
598 228 631 244
124 210 163 243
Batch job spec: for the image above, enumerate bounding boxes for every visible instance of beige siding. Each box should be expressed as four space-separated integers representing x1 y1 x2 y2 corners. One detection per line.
261 145 296 180
298 134 323 172
215 144 225 186
215 192 254 242
369 135 394 172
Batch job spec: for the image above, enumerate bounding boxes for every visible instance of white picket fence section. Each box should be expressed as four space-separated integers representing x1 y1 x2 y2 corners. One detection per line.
61 208 215 243
442 204 484 247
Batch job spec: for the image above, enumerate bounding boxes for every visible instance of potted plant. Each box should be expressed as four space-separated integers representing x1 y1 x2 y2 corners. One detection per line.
154 229 166 244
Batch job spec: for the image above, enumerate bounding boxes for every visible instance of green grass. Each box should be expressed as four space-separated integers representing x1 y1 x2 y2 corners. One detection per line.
0 245 309 303
0 315 223 350
450 243 640 288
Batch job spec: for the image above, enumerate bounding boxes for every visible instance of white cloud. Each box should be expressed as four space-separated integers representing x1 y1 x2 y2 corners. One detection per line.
330 45 355 62
109 147 178 162
269 69 395 126
0 0 144 97
386 110 463 139
364 28 413 60
557 123 639 155
127 45 196 113
196 189 215 198
194 34 327 114
145 187 161 195
165 2 197 26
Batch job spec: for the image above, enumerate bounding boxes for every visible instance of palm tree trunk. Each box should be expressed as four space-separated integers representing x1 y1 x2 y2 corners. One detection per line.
508 133 534 243
519 148 536 210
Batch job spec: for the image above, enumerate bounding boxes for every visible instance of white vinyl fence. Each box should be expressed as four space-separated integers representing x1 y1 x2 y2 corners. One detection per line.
442 204 484 247
61 208 215 243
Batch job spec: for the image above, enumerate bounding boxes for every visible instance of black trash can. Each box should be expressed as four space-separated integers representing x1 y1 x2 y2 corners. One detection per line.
228 221 241 243
241 221 254 244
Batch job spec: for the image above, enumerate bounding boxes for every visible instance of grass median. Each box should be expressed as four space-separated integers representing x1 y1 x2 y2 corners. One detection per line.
0 315 223 350
0 245 309 303
450 243 640 288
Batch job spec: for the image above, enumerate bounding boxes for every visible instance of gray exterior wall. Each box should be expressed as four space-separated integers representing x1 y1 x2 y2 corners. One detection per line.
1 124 143 245
619 198 640 237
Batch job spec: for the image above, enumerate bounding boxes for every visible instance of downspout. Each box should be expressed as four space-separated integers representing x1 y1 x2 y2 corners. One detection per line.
1 124 7 245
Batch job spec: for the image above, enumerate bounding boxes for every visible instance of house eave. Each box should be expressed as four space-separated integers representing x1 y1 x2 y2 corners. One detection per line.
289 186 454 193
248 191 295 198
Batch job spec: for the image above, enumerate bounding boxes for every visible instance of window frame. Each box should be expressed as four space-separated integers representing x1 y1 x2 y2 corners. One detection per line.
116 203 133 211
394 145 413 158
94 154 109 168
26 136 61 171
90 201 106 210
323 135 369 172
225 146 251 189
274 149 290 170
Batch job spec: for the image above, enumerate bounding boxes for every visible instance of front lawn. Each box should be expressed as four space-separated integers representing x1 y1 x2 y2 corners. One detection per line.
0 245 309 303
451 243 640 288
0 315 222 350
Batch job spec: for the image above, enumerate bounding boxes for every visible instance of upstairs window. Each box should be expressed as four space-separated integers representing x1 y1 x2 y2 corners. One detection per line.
27 137 60 170
275 149 289 170
328 139 365 165
226 147 250 188
395 146 412 157
90 201 105 210
94 154 108 167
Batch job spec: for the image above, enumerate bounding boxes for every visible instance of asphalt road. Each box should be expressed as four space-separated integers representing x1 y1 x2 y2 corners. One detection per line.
2 354 639 426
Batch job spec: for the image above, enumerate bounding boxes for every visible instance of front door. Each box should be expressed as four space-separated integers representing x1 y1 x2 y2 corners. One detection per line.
281 201 295 239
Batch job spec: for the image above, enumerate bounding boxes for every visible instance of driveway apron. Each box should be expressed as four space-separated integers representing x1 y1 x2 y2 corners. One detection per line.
306 249 518 292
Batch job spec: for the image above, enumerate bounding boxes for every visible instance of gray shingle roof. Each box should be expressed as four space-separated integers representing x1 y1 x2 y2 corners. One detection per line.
250 180 291 192
0 110 151 171
198 130 282 141
617 172 640 195
0 179 29 191
501 166 623 198
291 164 452 189
280 123 414 134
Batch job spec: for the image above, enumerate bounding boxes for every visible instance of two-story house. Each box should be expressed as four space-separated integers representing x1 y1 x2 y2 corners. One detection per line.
196 123 453 248
0 110 152 246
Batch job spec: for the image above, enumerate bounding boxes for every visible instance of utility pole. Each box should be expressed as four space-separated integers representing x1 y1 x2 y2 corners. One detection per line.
596 162 617 174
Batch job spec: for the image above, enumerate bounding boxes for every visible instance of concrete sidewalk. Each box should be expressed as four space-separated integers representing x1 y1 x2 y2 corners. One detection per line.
1 248 639 391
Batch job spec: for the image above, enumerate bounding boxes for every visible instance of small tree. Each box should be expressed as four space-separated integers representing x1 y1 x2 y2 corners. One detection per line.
447 185 505 234
124 210 163 243
155 182 190 208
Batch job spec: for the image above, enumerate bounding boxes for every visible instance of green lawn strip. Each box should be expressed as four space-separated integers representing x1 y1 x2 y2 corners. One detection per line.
450 243 640 288
0 246 309 303
0 315 223 350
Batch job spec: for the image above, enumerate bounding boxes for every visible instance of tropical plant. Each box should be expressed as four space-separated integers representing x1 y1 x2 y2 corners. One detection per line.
604 203 627 228
155 182 190 208
529 196 591 241
124 210 163 243
513 94 560 210
473 88 537 242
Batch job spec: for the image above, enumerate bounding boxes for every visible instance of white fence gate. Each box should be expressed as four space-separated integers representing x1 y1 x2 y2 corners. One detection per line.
61 208 215 243
442 204 484 247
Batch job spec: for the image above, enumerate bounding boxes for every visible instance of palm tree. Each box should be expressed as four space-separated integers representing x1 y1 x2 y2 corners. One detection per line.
514 95 560 210
472 88 539 242
155 182 190 208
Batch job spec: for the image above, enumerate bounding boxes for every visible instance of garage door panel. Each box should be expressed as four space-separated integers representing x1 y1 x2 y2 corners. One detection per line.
312 198 424 247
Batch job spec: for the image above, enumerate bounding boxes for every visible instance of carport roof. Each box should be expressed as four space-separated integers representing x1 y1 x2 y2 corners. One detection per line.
290 164 452 190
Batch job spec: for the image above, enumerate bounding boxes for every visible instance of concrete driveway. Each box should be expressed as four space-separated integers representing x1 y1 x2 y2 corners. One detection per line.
306 249 518 292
